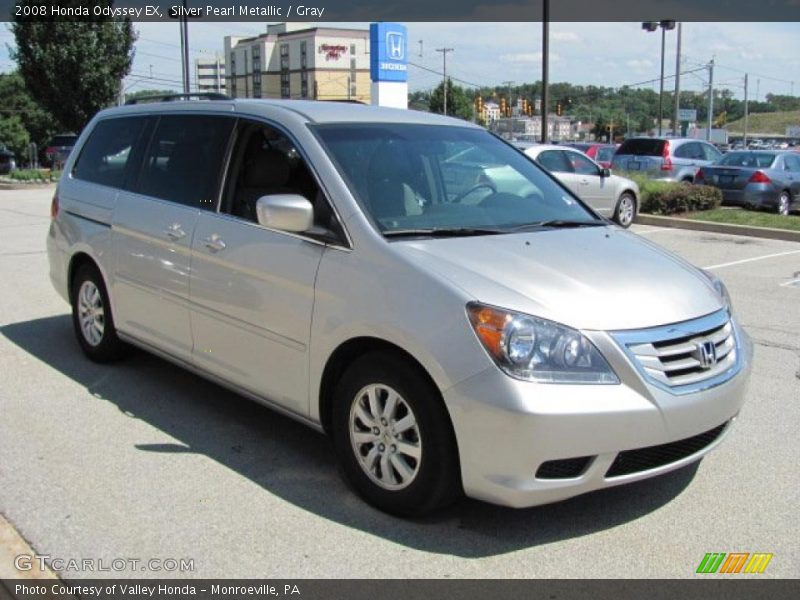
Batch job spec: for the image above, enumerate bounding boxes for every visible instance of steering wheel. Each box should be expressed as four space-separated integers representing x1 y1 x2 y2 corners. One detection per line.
451 182 497 203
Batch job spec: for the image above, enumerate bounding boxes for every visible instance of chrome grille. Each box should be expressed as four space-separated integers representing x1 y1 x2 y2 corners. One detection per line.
613 310 739 392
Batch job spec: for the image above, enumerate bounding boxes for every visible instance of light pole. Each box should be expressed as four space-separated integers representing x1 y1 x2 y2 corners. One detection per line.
642 20 675 136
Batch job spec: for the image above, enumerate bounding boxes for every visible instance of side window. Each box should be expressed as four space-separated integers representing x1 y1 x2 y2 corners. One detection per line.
138 115 234 209
72 117 148 189
781 154 799 172
537 150 572 173
702 143 722 162
222 121 344 241
567 151 600 176
673 143 691 159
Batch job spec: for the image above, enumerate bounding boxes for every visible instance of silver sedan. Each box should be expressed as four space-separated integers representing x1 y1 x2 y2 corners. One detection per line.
521 144 640 227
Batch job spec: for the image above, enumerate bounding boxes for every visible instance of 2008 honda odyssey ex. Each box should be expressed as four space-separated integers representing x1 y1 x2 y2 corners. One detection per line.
47 96 752 516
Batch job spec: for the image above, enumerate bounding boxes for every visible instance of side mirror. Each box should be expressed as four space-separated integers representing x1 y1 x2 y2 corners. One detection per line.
255 194 314 233
600 168 611 178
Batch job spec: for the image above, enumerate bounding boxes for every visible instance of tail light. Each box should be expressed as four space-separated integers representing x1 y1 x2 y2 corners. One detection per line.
748 171 772 184
50 189 59 218
45 146 56 157
661 140 673 171
695 169 705 184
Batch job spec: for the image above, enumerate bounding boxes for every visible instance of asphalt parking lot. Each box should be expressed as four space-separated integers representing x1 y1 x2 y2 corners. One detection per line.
1 187 798 579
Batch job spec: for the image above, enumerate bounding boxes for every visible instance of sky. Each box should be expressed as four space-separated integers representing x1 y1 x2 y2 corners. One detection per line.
1 21 798 101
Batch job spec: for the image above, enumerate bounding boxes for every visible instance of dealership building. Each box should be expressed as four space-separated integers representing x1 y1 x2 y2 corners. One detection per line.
224 23 371 102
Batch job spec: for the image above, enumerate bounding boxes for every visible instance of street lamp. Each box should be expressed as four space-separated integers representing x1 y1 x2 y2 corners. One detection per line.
642 20 676 136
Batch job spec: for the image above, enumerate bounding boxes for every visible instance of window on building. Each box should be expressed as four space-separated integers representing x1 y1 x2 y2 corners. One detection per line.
138 115 235 209
350 43 356 55
280 44 289 56
230 53 236 76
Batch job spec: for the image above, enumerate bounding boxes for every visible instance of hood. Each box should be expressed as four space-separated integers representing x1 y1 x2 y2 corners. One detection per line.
393 227 723 331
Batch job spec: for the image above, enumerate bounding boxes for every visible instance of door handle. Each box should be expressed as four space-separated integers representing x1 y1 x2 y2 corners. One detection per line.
164 223 186 240
203 235 226 252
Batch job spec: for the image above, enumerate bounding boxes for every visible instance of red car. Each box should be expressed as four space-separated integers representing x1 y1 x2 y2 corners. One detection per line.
566 143 618 169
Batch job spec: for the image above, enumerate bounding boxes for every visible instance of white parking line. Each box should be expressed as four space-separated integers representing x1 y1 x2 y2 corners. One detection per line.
779 278 800 288
704 250 800 270
634 226 672 234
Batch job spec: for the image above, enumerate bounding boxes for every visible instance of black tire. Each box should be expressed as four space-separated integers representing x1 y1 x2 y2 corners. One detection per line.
777 191 791 216
70 263 128 363
332 352 462 517
614 192 636 228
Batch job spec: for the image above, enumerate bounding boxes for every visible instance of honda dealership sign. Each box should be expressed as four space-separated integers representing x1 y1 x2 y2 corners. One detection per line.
370 22 409 108
370 22 408 82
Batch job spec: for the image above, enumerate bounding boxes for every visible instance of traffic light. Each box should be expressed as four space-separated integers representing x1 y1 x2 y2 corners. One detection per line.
500 97 507 117
522 98 528 115
556 103 561 116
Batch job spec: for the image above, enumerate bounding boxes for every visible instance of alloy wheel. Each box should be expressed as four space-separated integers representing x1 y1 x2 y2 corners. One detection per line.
349 383 422 491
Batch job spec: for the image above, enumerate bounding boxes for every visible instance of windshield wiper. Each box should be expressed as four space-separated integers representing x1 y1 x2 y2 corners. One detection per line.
508 219 606 232
383 227 505 238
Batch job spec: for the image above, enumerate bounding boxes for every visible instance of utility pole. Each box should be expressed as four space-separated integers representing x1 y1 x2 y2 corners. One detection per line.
706 58 714 141
743 73 749 147
658 25 666 136
541 0 550 143
435 47 454 115
503 80 514 114
672 22 682 136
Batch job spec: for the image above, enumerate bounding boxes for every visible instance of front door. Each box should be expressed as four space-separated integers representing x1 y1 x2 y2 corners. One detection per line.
189 120 334 414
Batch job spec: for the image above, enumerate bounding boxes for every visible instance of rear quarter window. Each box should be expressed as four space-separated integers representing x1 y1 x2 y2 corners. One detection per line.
616 139 665 157
72 118 148 189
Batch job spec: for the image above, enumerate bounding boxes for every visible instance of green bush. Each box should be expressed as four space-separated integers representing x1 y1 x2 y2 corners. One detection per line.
7 168 60 182
640 182 722 215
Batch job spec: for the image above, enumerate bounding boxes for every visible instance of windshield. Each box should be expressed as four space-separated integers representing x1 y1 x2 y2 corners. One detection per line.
313 123 599 235
717 152 777 168
616 138 666 157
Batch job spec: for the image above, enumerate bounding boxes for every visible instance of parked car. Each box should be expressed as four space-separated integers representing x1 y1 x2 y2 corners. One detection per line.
521 144 639 227
48 98 752 516
566 143 618 168
696 151 800 215
0 148 15 174
611 137 722 182
44 134 78 168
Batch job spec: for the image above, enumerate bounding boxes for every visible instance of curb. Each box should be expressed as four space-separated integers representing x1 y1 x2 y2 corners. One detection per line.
0 182 56 191
635 214 800 243
0 513 71 600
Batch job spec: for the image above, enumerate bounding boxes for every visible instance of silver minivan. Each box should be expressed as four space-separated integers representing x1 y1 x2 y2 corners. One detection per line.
612 137 723 182
47 98 752 516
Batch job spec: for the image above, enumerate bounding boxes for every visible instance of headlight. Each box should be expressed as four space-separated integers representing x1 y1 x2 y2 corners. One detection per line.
702 270 732 310
467 303 619 384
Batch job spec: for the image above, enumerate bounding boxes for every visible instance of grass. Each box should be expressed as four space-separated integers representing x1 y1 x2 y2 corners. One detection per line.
725 110 800 135
682 207 800 232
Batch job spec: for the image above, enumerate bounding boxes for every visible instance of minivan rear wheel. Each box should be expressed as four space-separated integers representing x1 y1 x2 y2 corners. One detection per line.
71 263 127 362
614 193 636 228
332 352 461 516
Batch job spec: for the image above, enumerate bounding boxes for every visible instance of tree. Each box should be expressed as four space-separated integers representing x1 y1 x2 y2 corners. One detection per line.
0 71 57 152
12 1 136 133
0 115 31 161
125 89 176 104
429 79 474 121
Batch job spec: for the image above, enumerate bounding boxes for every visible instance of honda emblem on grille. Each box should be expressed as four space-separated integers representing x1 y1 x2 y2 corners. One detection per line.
697 340 717 369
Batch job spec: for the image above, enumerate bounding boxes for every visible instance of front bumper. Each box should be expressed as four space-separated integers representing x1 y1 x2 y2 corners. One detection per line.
443 318 753 508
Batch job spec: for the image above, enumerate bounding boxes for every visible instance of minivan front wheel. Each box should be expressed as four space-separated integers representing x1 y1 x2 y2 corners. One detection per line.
332 352 461 516
71 263 127 362
614 193 636 228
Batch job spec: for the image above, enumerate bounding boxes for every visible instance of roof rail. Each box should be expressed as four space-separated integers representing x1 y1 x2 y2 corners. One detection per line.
125 92 231 105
